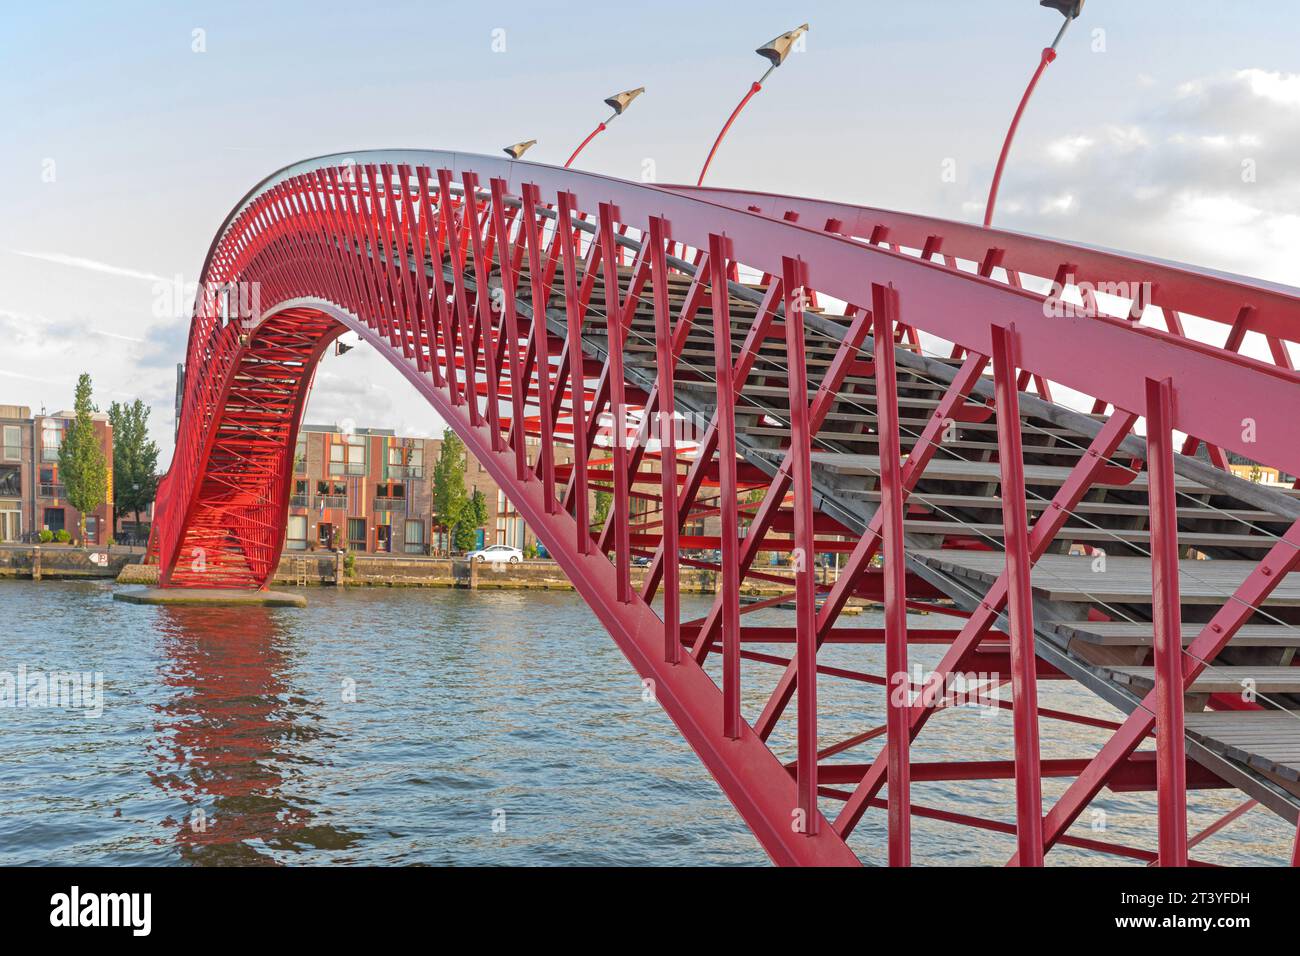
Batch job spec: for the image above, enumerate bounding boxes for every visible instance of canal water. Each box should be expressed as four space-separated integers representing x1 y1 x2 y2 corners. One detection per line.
0 579 1291 866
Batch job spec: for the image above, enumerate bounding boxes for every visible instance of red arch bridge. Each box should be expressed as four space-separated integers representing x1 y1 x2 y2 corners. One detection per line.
149 150 1300 866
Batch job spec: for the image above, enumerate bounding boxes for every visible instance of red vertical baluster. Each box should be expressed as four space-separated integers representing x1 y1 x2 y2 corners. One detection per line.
415 167 450 393
490 178 528 481
1146 374 1189 866
648 216 680 663
556 191 590 552
461 171 503 451
437 169 481 426
598 203 631 602
990 322 1045 866
872 282 911 866
522 183 557 513
709 233 741 739
782 256 820 836
394 164 429 369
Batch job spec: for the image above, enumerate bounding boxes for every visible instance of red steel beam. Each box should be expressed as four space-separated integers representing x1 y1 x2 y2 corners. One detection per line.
872 282 911 866
990 323 1045 866
1146 375 1189 866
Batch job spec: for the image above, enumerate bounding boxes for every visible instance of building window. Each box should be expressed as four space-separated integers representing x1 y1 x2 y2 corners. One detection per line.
387 444 423 479
0 465 18 497
41 422 62 462
286 514 307 550
315 480 347 507
2 425 19 461
495 491 525 548
347 517 366 552
291 479 308 507
43 507 65 533
375 482 405 510
318 522 335 548
39 466 63 499
330 433 367 476
294 433 308 473
404 519 425 554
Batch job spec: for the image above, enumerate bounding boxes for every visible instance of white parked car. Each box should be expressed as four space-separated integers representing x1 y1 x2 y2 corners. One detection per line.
466 544 523 564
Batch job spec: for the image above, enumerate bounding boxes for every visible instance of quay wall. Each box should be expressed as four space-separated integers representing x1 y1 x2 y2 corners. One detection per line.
111 551 852 597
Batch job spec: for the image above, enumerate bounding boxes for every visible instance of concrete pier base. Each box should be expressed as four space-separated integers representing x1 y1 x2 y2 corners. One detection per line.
113 587 307 608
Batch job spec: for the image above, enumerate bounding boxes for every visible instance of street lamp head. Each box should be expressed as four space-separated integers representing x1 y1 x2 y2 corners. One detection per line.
502 140 537 160
755 23 809 68
604 87 645 116
1040 0 1084 17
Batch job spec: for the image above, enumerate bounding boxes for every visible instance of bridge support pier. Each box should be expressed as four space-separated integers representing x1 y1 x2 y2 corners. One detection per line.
113 588 306 608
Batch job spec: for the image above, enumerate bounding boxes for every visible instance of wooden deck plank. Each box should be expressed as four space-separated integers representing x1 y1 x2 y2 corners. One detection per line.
1053 622 1300 648
1102 665 1300 693
1183 711 1300 781
796 452 1193 490
913 549 1300 605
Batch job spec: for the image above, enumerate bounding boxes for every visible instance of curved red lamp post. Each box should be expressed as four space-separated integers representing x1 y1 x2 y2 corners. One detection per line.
697 23 809 187
983 0 1084 227
563 87 645 168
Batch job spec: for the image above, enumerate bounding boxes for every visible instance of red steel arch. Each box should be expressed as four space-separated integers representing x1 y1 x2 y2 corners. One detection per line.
151 150 1300 866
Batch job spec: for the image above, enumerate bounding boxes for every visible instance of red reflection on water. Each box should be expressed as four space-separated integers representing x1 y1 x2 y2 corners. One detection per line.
147 606 356 864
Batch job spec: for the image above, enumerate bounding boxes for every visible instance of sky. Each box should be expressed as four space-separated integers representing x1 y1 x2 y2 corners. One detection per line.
4 0 1300 467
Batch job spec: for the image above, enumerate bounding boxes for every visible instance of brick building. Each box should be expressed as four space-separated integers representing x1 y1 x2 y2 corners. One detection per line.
286 423 570 556
0 404 114 545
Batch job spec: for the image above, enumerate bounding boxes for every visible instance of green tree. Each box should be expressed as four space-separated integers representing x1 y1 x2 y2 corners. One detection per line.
592 488 612 532
430 429 490 553
57 373 108 545
108 398 160 540
457 489 489 553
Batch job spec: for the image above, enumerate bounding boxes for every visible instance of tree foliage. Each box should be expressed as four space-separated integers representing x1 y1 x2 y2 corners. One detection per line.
592 489 612 531
459 489 488 553
57 373 108 543
107 398 160 533
430 428 489 552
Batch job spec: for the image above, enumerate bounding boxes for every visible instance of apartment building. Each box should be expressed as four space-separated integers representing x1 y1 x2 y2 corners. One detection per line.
286 423 565 555
0 404 114 545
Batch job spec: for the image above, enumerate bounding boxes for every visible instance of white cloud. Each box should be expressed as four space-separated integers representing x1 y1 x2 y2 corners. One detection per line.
1238 68 1300 108
8 250 170 284
1046 135 1094 163
982 68 1300 289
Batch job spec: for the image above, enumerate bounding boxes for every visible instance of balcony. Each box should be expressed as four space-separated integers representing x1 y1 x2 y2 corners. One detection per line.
373 496 406 512
39 482 65 498
289 494 309 507
315 495 347 509
387 465 424 480
329 462 366 477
